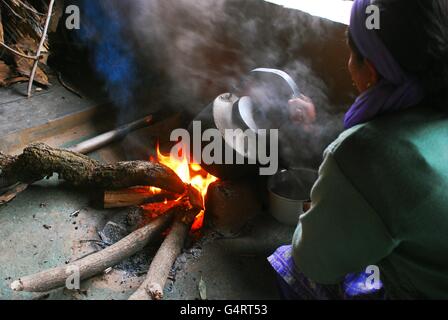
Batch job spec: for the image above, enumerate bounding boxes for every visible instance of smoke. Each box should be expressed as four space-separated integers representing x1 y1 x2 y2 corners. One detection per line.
77 0 138 113
75 0 347 168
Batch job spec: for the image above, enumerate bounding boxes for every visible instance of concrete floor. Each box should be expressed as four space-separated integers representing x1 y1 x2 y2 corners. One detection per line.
165 215 294 300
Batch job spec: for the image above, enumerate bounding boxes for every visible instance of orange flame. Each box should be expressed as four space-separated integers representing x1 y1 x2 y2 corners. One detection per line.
155 144 218 230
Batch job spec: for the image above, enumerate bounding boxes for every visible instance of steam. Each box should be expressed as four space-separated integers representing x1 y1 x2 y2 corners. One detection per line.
75 0 346 169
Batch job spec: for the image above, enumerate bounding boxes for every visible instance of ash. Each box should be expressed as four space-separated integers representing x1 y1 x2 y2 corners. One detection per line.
95 207 222 280
95 207 162 277
165 229 222 293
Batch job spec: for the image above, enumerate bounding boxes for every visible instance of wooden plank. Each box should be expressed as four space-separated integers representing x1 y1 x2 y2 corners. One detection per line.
0 78 108 138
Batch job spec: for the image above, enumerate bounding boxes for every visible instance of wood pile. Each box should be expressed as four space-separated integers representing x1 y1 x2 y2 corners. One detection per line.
0 142 205 300
0 0 64 94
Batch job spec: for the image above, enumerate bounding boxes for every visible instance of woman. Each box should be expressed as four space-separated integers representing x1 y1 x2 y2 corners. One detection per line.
270 0 448 299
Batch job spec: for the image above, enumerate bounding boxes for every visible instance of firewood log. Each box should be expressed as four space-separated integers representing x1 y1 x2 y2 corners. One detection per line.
129 185 204 300
0 143 185 194
128 215 191 300
0 115 154 204
103 188 176 209
0 153 18 188
11 211 176 293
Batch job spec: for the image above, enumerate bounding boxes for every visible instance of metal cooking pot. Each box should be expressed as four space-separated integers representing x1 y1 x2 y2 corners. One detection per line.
268 168 318 226
189 68 301 179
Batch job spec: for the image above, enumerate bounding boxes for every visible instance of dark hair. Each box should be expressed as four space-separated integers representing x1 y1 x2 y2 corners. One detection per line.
350 0 448 107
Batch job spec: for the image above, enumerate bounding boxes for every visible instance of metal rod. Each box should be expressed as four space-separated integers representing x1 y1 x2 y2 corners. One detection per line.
68 115 153 154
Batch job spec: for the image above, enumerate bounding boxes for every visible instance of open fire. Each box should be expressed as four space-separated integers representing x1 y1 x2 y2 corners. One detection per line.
147 144 218 231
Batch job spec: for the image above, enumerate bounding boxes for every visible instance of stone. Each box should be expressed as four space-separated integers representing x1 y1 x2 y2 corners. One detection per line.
204 180 261 237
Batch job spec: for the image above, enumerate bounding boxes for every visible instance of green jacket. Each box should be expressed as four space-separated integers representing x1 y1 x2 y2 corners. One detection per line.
292 105 448 299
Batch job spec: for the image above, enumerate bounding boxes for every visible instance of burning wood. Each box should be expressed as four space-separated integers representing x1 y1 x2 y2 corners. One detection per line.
6 138 216 299
103 187 175 209
0 142 186 194
11 185 204 295
129 216 192 300
11 211 175 293
129 185 203 300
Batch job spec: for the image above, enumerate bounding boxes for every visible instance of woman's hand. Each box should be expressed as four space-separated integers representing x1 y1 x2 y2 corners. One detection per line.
288 95 317 125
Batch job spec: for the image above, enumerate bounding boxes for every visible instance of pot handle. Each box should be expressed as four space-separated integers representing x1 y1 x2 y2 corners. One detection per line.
251 68 301 99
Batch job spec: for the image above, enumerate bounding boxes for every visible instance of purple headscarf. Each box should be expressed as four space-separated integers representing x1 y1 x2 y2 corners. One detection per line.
344 0 425 129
